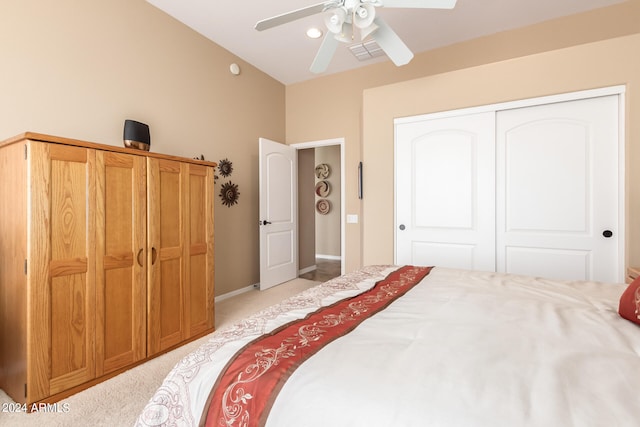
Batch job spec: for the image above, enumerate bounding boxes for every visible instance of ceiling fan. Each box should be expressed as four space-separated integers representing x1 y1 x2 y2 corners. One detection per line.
255 0 458 73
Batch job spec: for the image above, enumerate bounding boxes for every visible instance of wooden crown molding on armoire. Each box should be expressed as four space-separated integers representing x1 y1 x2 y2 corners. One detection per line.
0 132 216 407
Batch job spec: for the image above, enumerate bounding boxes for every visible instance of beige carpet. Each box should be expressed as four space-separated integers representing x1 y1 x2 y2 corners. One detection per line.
0 278 320 427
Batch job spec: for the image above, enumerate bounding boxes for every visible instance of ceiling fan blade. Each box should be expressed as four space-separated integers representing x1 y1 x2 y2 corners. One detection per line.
310 32 340 73
255 2 335 31
380 0 457 9
371 17 413 66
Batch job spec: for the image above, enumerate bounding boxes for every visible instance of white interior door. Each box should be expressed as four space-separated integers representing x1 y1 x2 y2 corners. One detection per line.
395 112 496 271
496 95 621 282
259 138 298 290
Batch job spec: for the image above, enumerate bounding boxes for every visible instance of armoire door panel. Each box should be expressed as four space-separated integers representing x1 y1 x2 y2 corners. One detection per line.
189 171 207 241
147 159 187 355
50 273 90 379
28 142 96 401
159 169 181 248
189 254 208 328
103 267 134 360
160 257 183 335
104 164 134 253
50 158 89 261
185 164 215 337
95 151 146 375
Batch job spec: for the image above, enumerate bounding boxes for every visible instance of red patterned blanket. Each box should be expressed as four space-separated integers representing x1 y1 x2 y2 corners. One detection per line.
201 265 432 427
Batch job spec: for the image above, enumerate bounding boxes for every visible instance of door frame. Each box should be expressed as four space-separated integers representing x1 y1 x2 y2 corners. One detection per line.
291 137 346 276
394 85 626 281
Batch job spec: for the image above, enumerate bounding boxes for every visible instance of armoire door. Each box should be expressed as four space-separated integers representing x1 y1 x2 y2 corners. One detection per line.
184 163 215 339
95 151 147 375
28 142 96 401
147 158 187 355
395 112 496 271
496 95 620 282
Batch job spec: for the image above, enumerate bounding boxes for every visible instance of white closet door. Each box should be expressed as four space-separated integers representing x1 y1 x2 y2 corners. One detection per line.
395 112 496 271
496 95 620 282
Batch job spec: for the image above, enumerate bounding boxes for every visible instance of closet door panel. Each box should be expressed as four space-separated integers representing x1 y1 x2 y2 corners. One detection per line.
395 112 496 271
496 95 620 282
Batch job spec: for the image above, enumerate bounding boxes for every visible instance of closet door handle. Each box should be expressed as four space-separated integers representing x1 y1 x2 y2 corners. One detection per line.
151 247 158 265
399 224 406 231
602 230 613 238
136 248 144 267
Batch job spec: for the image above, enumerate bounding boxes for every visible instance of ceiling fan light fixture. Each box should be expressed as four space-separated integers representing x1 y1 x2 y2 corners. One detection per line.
324 7 347 34
353 4 376 29
334 23 354 43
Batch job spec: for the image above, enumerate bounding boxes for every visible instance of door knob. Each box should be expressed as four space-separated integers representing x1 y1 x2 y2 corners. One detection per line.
399 224 406 231
602 230 613 238
262 220 272 225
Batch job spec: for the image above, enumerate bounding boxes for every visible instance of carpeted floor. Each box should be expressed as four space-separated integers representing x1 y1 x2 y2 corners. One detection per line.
0 278 320 427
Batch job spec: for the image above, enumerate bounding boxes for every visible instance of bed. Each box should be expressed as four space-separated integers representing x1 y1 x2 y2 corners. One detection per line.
136 265 640 427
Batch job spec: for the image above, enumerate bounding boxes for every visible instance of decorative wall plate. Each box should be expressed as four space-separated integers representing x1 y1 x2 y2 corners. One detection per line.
316 199 331 215
315 163 330 179
220 181 240 207
218 158 233 177
315 180 331 197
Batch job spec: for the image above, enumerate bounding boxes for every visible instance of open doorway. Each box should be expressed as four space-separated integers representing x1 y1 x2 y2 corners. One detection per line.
292 138 345 282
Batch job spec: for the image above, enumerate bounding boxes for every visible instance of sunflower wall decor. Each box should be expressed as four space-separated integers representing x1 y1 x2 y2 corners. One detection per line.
219 181 240 207
218 158 233 177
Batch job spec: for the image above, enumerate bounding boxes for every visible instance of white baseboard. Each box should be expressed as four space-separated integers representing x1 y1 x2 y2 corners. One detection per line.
298 265 317 275
316 254 341 261
215 284 257 303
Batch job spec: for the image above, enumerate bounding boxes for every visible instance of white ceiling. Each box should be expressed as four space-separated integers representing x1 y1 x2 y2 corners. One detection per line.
146 0 626 85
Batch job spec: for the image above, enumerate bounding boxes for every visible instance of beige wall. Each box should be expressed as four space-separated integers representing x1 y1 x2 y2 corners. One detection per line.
298 149 316 271
315 146 341 257
287 1 640 274
0 0 285 296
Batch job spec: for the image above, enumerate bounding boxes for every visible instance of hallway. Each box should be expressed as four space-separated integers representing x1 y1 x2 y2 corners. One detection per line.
299 258 341 282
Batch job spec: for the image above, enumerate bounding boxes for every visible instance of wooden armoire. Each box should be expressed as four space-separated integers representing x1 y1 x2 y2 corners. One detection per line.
0 133 215 405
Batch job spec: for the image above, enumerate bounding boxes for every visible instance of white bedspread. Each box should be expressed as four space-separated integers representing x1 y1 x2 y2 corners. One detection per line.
136 266 640 427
